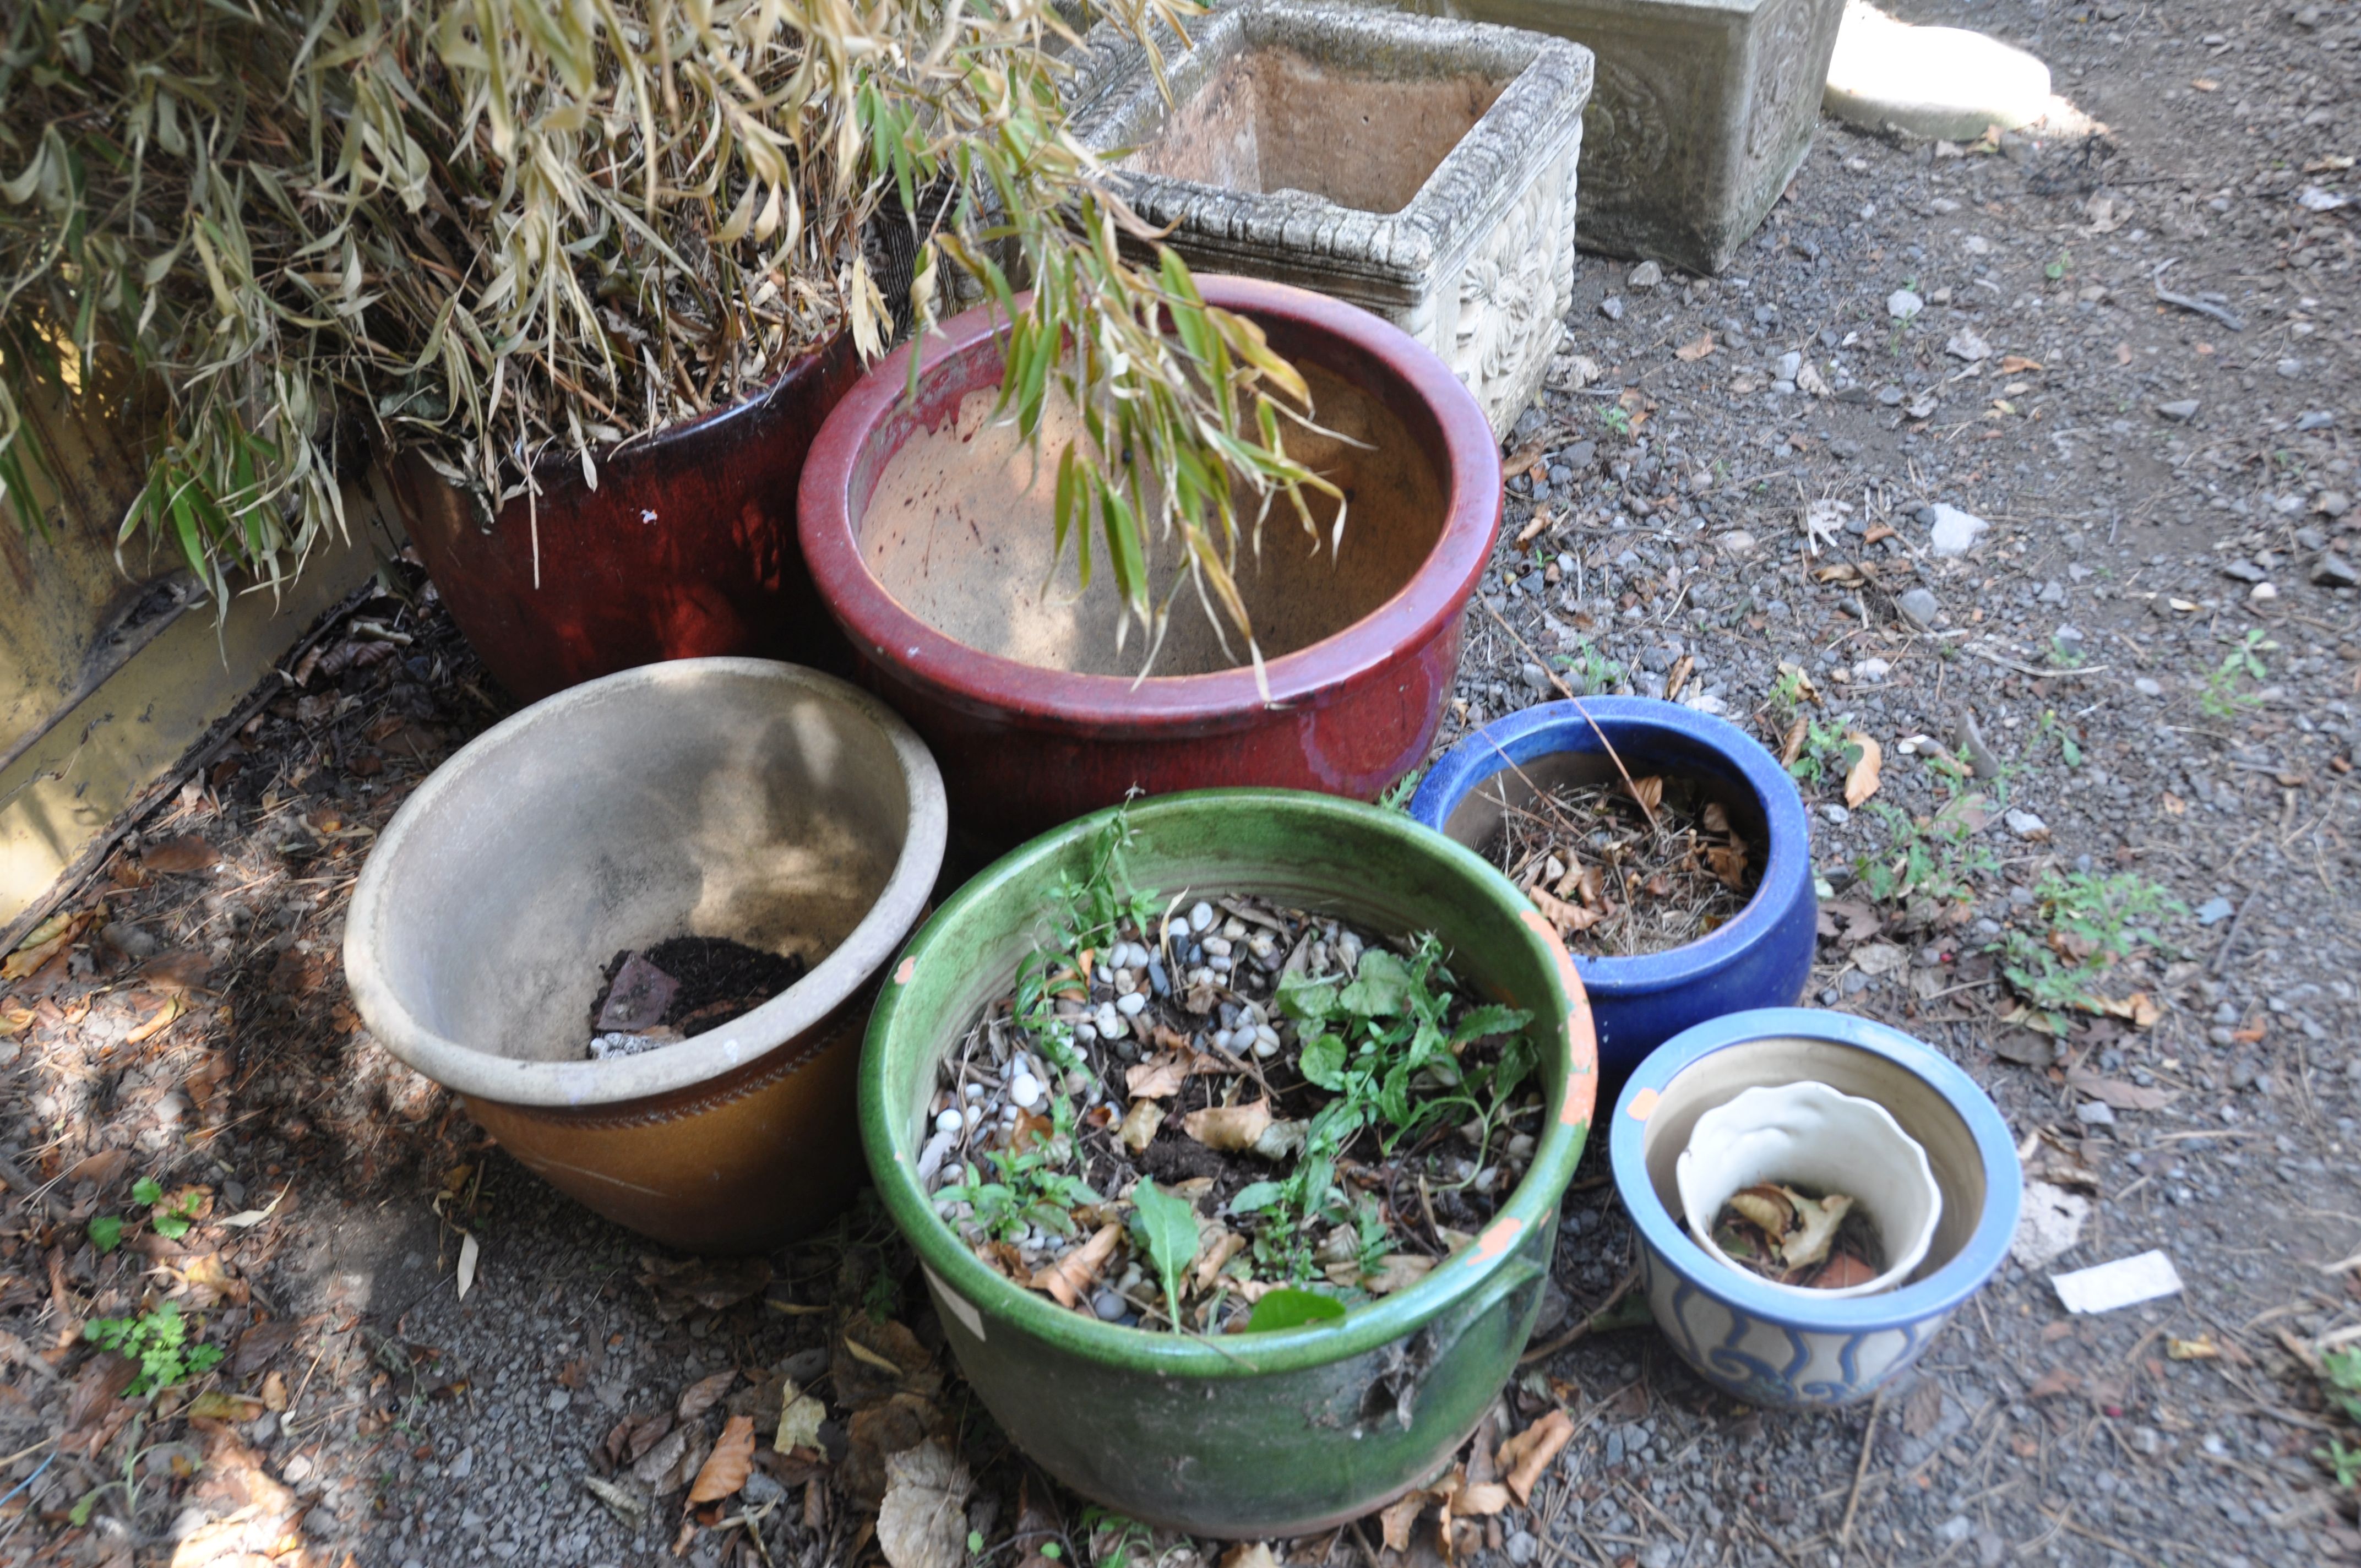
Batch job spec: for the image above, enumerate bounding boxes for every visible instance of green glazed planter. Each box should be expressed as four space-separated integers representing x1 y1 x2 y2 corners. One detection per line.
861 790 1598 1538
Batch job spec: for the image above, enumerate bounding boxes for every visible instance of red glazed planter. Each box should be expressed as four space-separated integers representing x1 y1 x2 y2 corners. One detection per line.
797 277 1500 842
388 334 862 704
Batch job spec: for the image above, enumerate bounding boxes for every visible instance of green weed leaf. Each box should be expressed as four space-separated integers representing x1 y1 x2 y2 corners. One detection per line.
1244 1287 1346 1333
1129 1179 1199 1329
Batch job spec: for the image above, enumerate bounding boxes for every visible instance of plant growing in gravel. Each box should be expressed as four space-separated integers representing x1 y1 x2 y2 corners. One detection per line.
84 1173 201 1253
0 0 1331 665
1786 718 1859 794
83 1300 222 1396
2200 630 2272 719
1994 872 2184 1032
1551 640 1622 697
1852 799 1997 913
2314 1346 2361 1489
2035 709 2083 769
1598 405 1633 438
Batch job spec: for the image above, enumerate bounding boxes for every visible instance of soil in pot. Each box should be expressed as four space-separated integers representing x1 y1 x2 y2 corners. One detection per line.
914 815 1546 1331
1703 1182 1887 1292
1482 772 1762 957
584 935 813 1059
860 368 1443 677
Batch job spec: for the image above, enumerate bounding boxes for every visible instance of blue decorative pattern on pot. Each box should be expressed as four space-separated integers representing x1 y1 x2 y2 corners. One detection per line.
1610 1008 2021 1409
1408 697 1816 1083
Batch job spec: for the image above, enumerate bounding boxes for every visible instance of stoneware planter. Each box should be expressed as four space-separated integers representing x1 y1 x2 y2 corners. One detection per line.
1068 0 1593 435
385 335 862 704
1611 1009 2020 1407
1675 1080 1942 1299
798 277 1500 845
345 658 946 1254
862 790 1597 1537
1410 0 1845 275
1407 696 1815 1082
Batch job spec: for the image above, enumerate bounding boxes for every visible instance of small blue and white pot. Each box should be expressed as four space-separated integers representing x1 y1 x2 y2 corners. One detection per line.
1610 1009 2022 1409
1407 697 1815 1082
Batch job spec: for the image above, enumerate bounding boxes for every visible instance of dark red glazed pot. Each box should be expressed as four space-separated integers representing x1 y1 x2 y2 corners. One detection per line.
388 334 862 704
797 277 1500 842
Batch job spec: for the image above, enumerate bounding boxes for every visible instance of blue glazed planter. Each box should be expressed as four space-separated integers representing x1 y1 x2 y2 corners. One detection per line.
1611 1009 2022 1408
1407 698 1815 1081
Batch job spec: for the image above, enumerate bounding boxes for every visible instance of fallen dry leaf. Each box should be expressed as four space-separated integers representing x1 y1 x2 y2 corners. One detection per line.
877 1440 973 1568
1118 1099 1163 1153
123 997 185 1046
2094 992 2163 1028
260 1371 289 1413
134 950 215 994
186 1391 265 1422
687 1414 755 1505
2028 1365 2082 1399
1379 1491 1429 1553
1525 884 1602 936
1674 331 1715 362
1843 731 1883 807
2167 1335 2220 1361
2064 1068 2173 1110
1195 1230 1246 1292
1998 355 2045 374
1182 1098 1274 1153
776 1378 825 1452
1125 1054 1189 1101
1498 1409 1575 1505
1851 941 1908 977
677 1368 737 1423
1363 1254 1435 1296
1031 1223 1122 1309
1450 1479 1512 1517
141 836 222 873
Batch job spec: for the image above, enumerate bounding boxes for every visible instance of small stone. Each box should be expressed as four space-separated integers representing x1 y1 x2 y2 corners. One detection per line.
935 1108 963 1134
448 1448 474 1479
1188 901 1215 933
1897 586 1941 629
2004 809 2049 842
2076 1099 2117 1126
1114 990 1146 1017
1945 329 1991 362
1925 503 1989 557
2221 558 2266 584
1598 295 1625 322
1507 1531 1539 1565
2318 491 2352 518
1091 1289 1127 1321
1820 804 1851 825
2134 677 2163 696
1776 350 1803 380
2295 410 2335 432
1009 1072 1044 1109
284 1454 316 1484
1888 288 1924 320
1628 260 1662 289
1878 384 1905 406
2249 582 2278 602
2196 896 2236 926
2156 399 2200 421
2314 552 2358 589
1521 662 1551 695
1716 530 1758 557
546 1389 570 1412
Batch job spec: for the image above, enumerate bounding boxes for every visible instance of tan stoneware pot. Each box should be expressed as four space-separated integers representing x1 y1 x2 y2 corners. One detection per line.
344 658 946 1253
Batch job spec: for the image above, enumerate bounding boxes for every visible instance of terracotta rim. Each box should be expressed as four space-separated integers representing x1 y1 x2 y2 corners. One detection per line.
797 276 1501 731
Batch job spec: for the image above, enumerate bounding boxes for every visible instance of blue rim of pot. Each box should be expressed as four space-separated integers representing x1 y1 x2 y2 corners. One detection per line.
1609 1008 2022 1332
1406 697 1813 997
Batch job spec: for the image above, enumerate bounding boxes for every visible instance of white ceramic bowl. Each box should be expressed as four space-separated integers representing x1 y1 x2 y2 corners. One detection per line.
1674 1080 1941 1299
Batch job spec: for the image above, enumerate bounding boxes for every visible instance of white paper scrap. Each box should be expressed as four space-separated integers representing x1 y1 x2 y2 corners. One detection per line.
2052 1250 2183 1315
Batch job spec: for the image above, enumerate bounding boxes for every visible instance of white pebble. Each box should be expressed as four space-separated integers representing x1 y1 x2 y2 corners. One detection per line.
1115 991 1146 1017
1248 935 1275 961
964 1104 984 1130
1075 1021 1100 1043
1112 967 1137 994
963 1082 986 1099
1222 918 1247 939
1255 1025 1281 1055
1010 1072 1043 1108
935 1108 964 1134
1208 955 1232 973
1202 936 1232 956
1189 967 1214 987
1189 901 1215 933
1212 1028 1234 1052
1095 1002 1122 1033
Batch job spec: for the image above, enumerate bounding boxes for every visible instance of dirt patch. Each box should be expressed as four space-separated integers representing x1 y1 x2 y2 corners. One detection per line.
586 935 809 1050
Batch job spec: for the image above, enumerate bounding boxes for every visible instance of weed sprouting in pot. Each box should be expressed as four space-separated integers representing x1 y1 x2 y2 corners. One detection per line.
920 806 1547 1333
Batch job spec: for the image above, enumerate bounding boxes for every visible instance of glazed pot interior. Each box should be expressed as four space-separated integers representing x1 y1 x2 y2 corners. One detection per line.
853 337 1446 679
1437 739 1772 923
369 671 912 1065
1639 1037 1985 1287
1118 41 1511 216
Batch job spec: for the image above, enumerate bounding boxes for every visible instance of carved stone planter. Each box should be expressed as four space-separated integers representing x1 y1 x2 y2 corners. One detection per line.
1069 0 1592 435
1420 0 1844 275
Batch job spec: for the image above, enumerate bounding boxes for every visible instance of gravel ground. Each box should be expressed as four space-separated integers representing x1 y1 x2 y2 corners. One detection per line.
1 1 2356 1564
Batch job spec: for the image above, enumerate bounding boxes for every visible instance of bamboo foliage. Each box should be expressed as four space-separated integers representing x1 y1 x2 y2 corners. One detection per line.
0 0 1334 666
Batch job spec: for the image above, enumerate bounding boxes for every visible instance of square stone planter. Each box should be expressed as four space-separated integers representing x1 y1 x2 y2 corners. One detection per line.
1411 0 1844 274
1069 0 1593 435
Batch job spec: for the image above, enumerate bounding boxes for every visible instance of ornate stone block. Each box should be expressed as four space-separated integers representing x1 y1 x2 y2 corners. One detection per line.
1069 1 1593 435
1411 0 1843 275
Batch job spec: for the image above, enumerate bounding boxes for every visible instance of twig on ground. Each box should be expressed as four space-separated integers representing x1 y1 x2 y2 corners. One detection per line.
2150 259 2246 332
1837 1386 1886 1548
